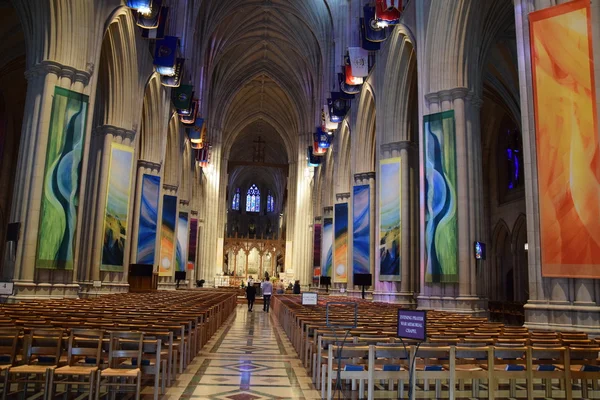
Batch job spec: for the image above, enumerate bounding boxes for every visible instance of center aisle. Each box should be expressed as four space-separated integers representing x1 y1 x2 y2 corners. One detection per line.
163 304 321 399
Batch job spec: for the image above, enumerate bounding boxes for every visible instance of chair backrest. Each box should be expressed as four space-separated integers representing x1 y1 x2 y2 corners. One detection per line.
67 328 104 366
108 331 144 369
0 328 20 365
25 328 64 365
373 343 409 361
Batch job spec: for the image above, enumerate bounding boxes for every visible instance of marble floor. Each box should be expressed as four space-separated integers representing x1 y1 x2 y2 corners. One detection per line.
146 304 321 399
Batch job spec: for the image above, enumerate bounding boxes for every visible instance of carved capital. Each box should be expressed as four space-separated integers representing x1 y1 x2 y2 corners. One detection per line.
93 125 136 141
354 172 376 184
25 60 91 85
323 206 333 214
191 210 198 216
137 160 161 172
163 184 178 193
381 140 414 155
336 192 351 202
314 216 322 222
179 199 190 206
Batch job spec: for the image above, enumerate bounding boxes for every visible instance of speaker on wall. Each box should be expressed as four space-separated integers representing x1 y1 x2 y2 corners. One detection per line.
6 223 20 242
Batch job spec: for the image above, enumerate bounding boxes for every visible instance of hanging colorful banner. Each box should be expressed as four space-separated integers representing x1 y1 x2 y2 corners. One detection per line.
353 185 370 276
172 84 193 110
36 87 88 270
137 174 160 265
159 195 177 276
161 58 184 88
379 158 401 281
135 0 162 28
154 35 178 75
180 99 198 124
101 143 134 271
307 146 321 167
321 217 333 277
339 72 361 95
424 111 458 283
126 0 151 11
175 212 188 273
344 65 364 86
375 0 402 24
328 92 349 122
188 218 198 271
142 7 169 39
334 203 349 283
322 105 339 131
348 47 369 78
530 0 600 278
362 6 386 47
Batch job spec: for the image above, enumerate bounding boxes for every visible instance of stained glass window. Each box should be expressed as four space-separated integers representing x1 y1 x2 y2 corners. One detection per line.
267 191 274 213
232 188 240 211
246 184 260 212
506 129 523 190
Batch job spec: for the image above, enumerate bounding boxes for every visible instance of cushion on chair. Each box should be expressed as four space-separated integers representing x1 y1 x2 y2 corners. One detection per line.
343 364 365 371
424 365 444 371
505 364 525 371
537 364 556 372
581 365 600 372
383 365 401 371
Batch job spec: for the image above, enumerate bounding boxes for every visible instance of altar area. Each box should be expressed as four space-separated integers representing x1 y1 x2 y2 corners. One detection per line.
218 234 286 283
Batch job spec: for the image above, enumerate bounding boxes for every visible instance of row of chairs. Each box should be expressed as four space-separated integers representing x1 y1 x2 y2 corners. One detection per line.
0 290 238 399
321 342 600 400
271 295 600 399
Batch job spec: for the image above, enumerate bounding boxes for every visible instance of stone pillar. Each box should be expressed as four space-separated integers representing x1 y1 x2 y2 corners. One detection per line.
158 184 178 290
514 0 600 332
79 126 136 296
418 88 486 314
350 172 375 299
190 210 199 284
375 141 417 306
9 62 91 300
129 160 161 266
334 192 350 293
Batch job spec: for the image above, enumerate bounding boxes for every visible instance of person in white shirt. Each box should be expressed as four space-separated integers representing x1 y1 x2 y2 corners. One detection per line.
262 279 273 312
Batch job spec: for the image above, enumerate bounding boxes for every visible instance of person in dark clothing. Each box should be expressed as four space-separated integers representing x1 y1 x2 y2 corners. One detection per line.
293 280 301 294
246 280 256 312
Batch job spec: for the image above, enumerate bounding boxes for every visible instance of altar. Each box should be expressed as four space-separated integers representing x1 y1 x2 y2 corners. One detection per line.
222 234 286 280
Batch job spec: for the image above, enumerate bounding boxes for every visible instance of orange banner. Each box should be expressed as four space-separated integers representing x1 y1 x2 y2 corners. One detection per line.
530 0 600 277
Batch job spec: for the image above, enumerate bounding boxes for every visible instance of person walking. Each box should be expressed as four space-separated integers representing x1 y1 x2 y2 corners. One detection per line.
262 278 273 312
293 280 301 294
246 279 256 312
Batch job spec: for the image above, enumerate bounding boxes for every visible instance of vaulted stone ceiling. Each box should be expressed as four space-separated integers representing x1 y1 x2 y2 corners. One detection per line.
191 0 334 206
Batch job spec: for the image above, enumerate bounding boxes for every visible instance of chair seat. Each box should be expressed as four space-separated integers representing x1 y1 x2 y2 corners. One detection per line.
100 367 140 377
10 364 57 374
455 364 485 372
55 365 98 375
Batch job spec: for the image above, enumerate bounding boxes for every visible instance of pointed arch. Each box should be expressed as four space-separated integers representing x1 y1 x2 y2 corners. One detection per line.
163 114 181 187
138 73 170 163
354 83 376 173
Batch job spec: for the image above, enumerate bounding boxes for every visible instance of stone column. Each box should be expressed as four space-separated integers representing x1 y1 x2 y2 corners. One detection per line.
419 88 485 314
375 141 417 306
190 210 199 284
351 172 375 299
81 126 136 296
129 160 161 266
334 192 350 293
9 62 91 300
158 184 178 290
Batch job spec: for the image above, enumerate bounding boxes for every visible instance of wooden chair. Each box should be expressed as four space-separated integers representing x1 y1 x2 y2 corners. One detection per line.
95 331 143 400
567 345 600 399
49 328 104 400
3 328 64 400
0 328 19 395
453 344 492 399
529 345 571 400
489 344 533 400
367 343 410 399
326 345 369 400
413 344 455 400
